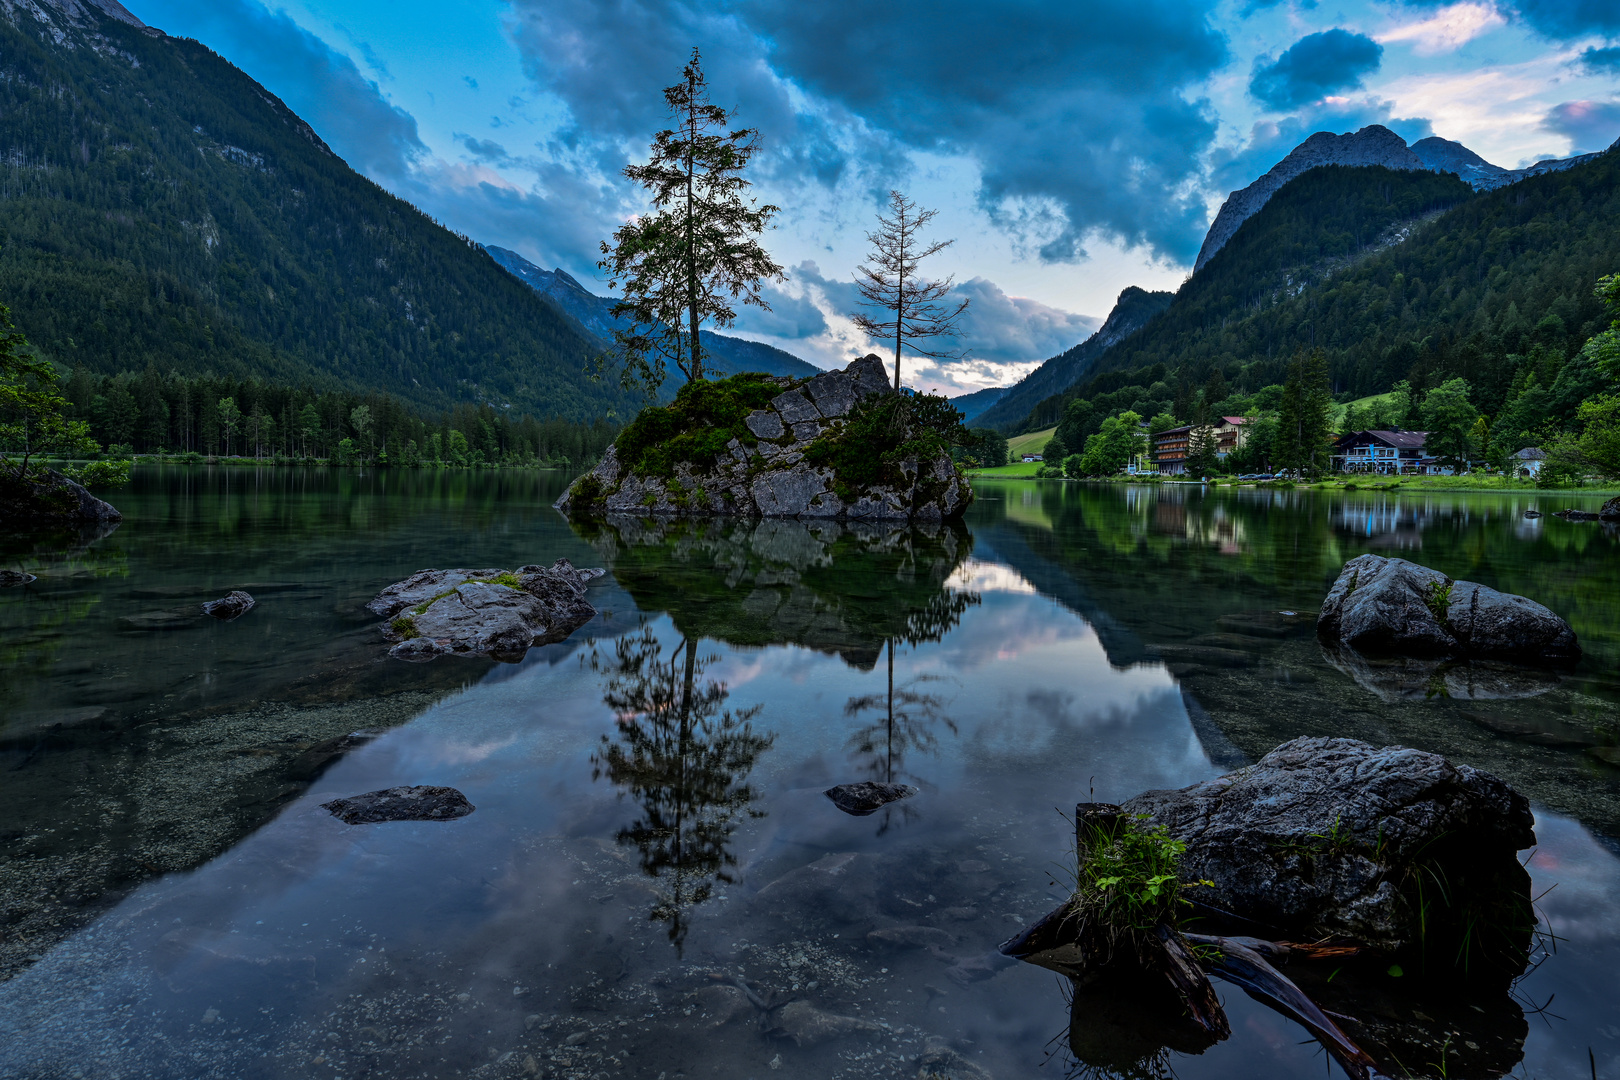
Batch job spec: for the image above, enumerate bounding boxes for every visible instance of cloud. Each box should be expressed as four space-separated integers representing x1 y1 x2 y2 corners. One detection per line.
1250 30 1385 111
138 0 425 179
502 0 1230 265
731 283 829 339
1210 99 1434 197
1579 46 1620 74
1541 99 1620 153
461 137 509 163
949 278 1102 364
1378 3 1506 54
1396 0 1620 40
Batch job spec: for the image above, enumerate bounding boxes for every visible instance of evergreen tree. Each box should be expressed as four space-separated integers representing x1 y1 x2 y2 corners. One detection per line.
598 48 784 393
851 191 970 390
1274 351 1332 476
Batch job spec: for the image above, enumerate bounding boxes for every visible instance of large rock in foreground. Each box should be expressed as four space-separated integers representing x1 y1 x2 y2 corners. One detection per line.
1317 554 1580 667
555 355 972 522
367 560 602 662
1125 737 1535 955
0 468 121 531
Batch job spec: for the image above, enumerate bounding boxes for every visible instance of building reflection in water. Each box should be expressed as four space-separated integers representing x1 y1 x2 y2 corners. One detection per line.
589 626 774 951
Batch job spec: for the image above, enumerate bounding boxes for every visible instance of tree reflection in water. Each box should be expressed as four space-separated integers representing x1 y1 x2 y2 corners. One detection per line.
589 626 774 951
838 588 977 833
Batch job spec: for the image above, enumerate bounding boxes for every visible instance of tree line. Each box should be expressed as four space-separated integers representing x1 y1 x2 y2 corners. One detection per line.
35 364 617 468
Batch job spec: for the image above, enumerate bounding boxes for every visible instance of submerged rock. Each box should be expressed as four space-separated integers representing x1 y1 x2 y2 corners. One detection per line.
0 570 36 586
825 781 918 815
201 590 256 620
367 560 602 662
0 468 122 531
766 999 881 1046
321 785 474 824
555 355 972 523
1124 736 1535 956
1317 554 1580 667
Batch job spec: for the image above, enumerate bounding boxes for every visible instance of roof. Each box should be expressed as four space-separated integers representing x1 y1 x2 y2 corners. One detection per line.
1220 416 1248 426
1513 447 1546 460
1334 429 1428 450
1154 425 1193 438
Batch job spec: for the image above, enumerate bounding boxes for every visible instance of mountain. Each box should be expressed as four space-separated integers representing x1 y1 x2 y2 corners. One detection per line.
1033 146 1620 429
949 385 1007 424
973 287 1175 431
1195 125 1620 274
483 246 822 383
0 0 639 421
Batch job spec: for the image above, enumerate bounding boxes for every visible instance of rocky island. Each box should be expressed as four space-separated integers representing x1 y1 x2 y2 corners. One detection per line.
555 355 972 522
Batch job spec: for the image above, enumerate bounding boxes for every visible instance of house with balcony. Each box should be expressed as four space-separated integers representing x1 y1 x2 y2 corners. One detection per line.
1153 417 1249 475
1331 430 1430 474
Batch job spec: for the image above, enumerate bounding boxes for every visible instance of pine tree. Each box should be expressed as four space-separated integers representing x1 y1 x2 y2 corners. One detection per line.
598 49 784 393
851 191 970 390
1274 351 1333 476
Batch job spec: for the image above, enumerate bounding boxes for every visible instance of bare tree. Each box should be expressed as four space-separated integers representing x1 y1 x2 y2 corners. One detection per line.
597 48 785 393
851 191 970 390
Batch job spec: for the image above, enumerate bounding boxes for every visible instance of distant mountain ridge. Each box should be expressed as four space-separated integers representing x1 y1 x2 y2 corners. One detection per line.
948 385 1007 424
1195 125 1620 273
483 246 822 384
973 287 1175 431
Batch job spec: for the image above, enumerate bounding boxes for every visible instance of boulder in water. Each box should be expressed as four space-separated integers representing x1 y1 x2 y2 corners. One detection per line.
201 590 255 620
321 785 474 824
0 570 35 587
367 560 602 662
1317 554 1579 667
1123 736 1535 956
825 781 918 815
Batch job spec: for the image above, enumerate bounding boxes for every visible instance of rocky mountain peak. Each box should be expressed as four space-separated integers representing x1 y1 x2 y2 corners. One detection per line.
1194 125 1427 273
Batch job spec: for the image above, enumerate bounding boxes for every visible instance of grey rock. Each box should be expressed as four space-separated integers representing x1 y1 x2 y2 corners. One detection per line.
825 781 918 815
0 570 36 586
201 590 255 621
771 388 822 425
804 369 857 418
766 999 881 1046
1317 554 1579 667
917 1037 993 1080
868 925 953 950
693 984 758 1028
1602 496 1620 520
0 468 122 530
847 353 893 397
790 421 820 443
745 410 784 440
751 465 834 517
1124 736 1535 951
321 784 475 824
369 560 600 662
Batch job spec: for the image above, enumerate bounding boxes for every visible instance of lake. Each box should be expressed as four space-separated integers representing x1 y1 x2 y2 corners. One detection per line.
2 467 1618 1080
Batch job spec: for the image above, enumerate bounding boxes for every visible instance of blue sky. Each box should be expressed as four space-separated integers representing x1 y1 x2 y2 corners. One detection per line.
131 0 1620 393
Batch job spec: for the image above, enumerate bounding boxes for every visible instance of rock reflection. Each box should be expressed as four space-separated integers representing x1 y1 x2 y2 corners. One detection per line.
838 640 957 833
570 515 973 669
589 626 774 950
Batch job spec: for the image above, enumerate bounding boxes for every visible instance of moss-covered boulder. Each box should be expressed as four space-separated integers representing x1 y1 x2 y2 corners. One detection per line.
555 355 972 522
0 468 121 531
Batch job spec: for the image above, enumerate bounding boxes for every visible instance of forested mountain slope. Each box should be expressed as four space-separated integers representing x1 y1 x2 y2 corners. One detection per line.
1081 149 1620 419
974 287 1173 431
483 246 821 382
0 0 639 421
999 153 1620 432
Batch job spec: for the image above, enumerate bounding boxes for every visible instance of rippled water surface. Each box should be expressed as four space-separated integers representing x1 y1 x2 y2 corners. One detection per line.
3 468 1619 1080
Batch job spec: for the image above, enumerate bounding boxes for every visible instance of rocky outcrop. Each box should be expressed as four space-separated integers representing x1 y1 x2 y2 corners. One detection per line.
0 570 35 586
0 468 122 531
321 785 474 824
367 560 602 662
1604 496 1620 519
201 590 255 620
555 355 971 522
1317 554 1580 667
1124 737 1535 954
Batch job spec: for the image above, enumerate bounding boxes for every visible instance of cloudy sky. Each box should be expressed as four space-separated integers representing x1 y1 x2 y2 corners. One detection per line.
133 0 1620 393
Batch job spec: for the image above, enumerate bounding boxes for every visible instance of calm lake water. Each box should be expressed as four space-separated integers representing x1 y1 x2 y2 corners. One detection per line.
2 467 1619 1080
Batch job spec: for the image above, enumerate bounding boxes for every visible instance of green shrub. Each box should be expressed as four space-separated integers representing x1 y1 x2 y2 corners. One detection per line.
614 373 790 478
803 392 966 497
63 459 132 488
1073 814 1206 937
